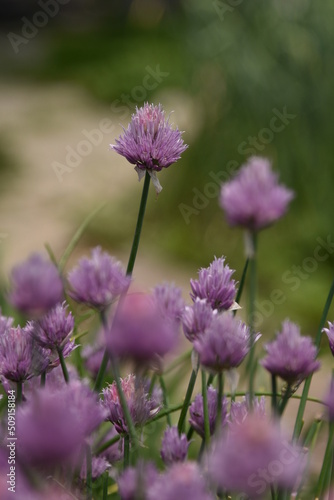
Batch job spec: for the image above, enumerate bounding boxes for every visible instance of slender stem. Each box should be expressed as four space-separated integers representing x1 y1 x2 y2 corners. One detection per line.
86 444 92 500
110 355 138 448
248 232 257 405
148 374 157 396
126 171 151 276
177 368 198 435
315 422 334 498
233 257 249 314
102 472 108 500
94 349 109 393
16 381 22 404
123 434 130 469
40 371 46 387
159 376 172 426
57 347 69 383
207 373 215 387
95 434 121 455
202 370 210 446
187 426 195 441
293 277 334 440
271 375 277 416
216 372 224 434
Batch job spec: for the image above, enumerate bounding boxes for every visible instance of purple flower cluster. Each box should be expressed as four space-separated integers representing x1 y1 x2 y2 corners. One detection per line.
194 313 250 373
112 103 187 193
220 156 294 231
107 292 179 362
182 298 216 342
8 253 64 317
322 321 334 356
68 246 130 310
102 374 162 434
261 320 320 385
190 256 237 311
208 414 305 497
32 302 74 351
160 426 189 466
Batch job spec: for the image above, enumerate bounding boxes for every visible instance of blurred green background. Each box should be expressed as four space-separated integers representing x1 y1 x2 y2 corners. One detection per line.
1 0 334 344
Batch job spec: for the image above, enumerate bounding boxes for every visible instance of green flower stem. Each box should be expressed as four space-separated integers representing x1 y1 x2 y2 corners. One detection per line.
16 382 22 404
315 422 334 498
109 354 138 450
202 370 210 446
216 372 224 434
177 367 198 435
278 384 292 416
124 434 130 469
40 371 46 387
148 374 157 397
57 347 69 384
233 257 249 314
187 426 195 441
207 373 215 387
271 375 277 416
248 232 257 406
94 348 109 393
95 434 121 455
159 376 172 426
86 444 92 500
126 171 151 276
293 277 334 440
102 472 108 500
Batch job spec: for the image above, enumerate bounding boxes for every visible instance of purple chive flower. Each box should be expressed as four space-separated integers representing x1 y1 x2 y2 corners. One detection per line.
111 103 188 194
118 461 159 500
220 156 294 232
102 374 161 434
107 293 179 362
67 247 130 310
0 325 49 383
80 456 110 482
16 381 106 467
148 462 215 500
160 426 189 466
8 253 64 317
324 379 334 421
189 386 228 438
322 321 334 356
208 414 305 497
193 313 251 373
190 257 237 311
0 309 13 336
32 302 74 351
153 283 185 324
229 396 266 425
182 298 216 342
260 320 320 385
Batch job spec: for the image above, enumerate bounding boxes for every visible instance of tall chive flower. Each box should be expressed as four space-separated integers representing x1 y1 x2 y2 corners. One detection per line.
8 253 63 317
260 320 320 386
190 257 237 311
220 156 294 232
322 321 334 356
160 426 189 466
193 313 251 373
32 302 74 351
101 374 162 434
67 247 130 310
182 298 216 342
152 283 185 324
118 461 159 500
208 414 305 498
0 325 49 383
189 386 228 437
229 396 266 425
107 293 179 363
111 103 188 194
